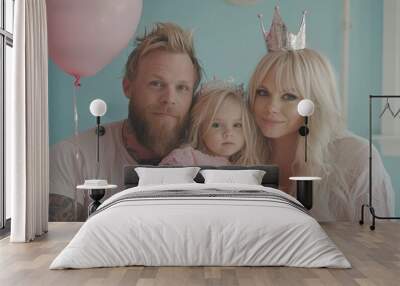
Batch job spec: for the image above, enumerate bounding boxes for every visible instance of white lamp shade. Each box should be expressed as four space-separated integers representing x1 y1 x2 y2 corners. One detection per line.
297 99 314 117
90 99 107 117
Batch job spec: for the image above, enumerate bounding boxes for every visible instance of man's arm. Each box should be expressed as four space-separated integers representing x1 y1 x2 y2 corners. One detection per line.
49 194 85 222
49 140 86 221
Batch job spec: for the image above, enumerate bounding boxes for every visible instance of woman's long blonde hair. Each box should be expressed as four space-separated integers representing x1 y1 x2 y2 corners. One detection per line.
187 85 268 165
248 48 346 177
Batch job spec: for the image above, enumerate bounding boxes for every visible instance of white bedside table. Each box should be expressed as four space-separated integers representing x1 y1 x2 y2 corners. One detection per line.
77 180 117 216
289 176 321 210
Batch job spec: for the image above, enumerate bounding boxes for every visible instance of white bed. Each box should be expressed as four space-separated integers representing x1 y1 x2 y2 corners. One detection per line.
50 182 351 269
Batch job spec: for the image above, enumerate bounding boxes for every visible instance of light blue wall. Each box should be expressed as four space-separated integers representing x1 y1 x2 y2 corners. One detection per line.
348 0 382 137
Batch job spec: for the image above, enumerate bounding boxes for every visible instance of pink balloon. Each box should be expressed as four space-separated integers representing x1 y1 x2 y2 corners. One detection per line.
46 0 142 78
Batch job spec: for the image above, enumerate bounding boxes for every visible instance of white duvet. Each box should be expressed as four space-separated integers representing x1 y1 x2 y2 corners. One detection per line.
50 183 351 269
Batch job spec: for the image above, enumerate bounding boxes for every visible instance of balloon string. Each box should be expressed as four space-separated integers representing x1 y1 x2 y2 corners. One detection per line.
72 78 80 221
73 81 80 160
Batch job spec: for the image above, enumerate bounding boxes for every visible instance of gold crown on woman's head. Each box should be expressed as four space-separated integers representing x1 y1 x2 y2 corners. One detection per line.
197 76 244 97
258 6 306 52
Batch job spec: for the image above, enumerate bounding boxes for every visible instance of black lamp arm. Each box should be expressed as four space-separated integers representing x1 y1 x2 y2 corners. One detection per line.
96 116 100 164
305 117 308 162
298 116 309 162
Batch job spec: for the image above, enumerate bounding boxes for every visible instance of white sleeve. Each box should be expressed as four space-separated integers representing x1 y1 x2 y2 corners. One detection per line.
349 144 395 221
49 140 86 204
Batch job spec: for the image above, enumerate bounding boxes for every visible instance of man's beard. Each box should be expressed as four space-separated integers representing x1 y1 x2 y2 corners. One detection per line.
128 100 189 157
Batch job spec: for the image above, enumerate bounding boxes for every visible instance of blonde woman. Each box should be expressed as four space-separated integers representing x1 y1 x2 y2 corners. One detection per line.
160 81 267 166
248 48 394 222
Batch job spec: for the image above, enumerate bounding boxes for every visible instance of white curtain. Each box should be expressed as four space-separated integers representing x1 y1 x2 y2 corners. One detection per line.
7 0 49 242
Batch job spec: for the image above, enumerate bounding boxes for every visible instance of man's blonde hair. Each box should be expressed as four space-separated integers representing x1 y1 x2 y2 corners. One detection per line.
124 22 202 90
187 86 268 165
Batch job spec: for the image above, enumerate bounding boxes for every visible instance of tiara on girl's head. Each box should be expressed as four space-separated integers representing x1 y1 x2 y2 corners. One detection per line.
197 76 244 97
258 6 306 52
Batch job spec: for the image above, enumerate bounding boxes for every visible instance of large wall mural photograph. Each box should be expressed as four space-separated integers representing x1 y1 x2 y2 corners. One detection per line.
47 0 399 223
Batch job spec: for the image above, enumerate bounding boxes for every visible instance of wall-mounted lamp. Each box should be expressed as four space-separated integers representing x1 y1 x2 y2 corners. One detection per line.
292 99 320 211
89 99 107 164
297 99 314 162
77 99 116 217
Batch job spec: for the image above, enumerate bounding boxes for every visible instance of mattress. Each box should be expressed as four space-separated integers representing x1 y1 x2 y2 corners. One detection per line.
50 183 351 269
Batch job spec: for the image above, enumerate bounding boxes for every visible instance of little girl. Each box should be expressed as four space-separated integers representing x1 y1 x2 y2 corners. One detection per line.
160 80 267 166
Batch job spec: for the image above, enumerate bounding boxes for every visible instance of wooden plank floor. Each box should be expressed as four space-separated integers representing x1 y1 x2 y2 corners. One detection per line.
0 222 399 286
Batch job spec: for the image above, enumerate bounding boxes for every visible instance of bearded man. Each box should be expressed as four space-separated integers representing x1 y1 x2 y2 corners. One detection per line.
49 23 202 221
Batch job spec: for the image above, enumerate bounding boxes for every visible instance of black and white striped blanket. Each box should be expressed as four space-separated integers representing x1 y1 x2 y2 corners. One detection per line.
91 188 308 217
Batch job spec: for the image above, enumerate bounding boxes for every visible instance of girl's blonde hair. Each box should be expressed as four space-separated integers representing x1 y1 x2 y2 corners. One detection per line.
248 48 346 177
187 85 268 165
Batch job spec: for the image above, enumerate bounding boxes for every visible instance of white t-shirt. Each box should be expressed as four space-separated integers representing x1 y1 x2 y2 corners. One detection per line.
307 133 395 222
50 120 136 206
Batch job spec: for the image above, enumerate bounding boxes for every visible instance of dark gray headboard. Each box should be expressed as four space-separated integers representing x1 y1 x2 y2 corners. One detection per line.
123 165 279 189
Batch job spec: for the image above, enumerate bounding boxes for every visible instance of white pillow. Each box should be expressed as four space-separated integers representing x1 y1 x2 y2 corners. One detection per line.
135 167 200 186
200 169 266 185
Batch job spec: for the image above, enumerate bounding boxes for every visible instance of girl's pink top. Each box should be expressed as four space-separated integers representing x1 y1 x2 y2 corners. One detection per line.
160 146 231 166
